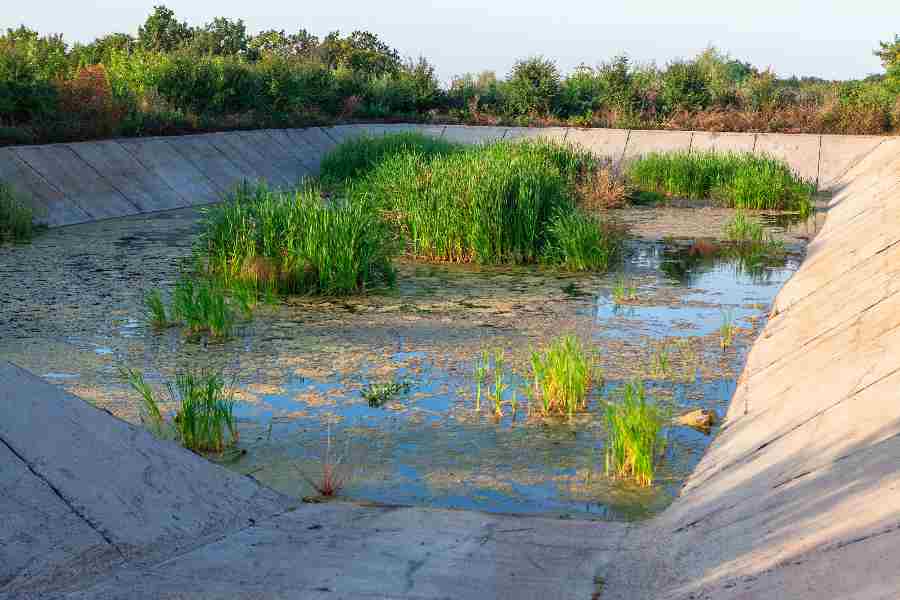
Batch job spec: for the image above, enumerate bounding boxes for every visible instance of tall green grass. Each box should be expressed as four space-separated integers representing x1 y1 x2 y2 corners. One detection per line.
348 137 621 269
530 335 597 416
604 380 666 487
319 132 461 185
627 151 814 213
0 182 35 243
198 182 397 295
122 367 238 454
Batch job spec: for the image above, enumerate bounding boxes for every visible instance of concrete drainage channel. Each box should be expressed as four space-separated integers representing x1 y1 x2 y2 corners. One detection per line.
1 125 899 598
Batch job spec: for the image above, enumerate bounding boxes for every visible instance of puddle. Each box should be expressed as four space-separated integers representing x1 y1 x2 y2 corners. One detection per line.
0 206 806 521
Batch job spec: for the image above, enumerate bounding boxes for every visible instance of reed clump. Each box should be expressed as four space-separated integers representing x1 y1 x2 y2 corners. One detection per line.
198 181 397 295
529 335 597 417
122 367 239 454
319 132 460 184
349 136 624 270
604 380 666 487
0 182 36 243
627 151 814 213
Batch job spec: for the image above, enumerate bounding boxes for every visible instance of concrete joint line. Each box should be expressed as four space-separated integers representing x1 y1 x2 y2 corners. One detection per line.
163 138 223 194
321 127 341 145
815 135 823 189
0 433 125 560
116 140 189 206
619 130 632 165
66 145 141 213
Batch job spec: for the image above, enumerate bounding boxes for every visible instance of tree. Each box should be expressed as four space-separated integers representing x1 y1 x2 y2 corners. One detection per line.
138 5 191 52
875 35 900 69
248 29 319 60
320 30 401 77
189 17 248 56
504 56 561 116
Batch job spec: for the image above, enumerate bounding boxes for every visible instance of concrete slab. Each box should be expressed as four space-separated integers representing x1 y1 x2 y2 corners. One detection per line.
204 132 279 187
379 123 446 138
0 440 119 595
165 135 248 194
690 131 756 154
67 141 185 213
0 147 88 226
503 126 569 143
61 503 628 600
440 125 508 145
565 128 630 163
817 135 884 190
11 145 138 221
0 363 290 568
118 138 219 206
265 129 320 175
754 133 821 184
235 130 305 188
622 129 694 162
292 127 339 154
324 124 372 144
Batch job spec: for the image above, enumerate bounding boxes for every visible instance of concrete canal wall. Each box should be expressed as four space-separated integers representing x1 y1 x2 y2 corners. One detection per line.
0 124 887 227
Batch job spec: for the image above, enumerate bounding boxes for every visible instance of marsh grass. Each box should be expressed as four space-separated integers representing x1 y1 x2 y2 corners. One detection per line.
627 151 814 213
651 345 673 379
542 211 624 272
143 289 171 330
199 182 397 296
319 132 461 185
530 335 597 417
612 276 638 304
719 309 737 349
172 277 249 340
724 212 765 243
492 349 508 417
473 350 489 412
348 136 623 269
362 379 411 407
604 380 666 487
122 367 238 454
0 182 36 243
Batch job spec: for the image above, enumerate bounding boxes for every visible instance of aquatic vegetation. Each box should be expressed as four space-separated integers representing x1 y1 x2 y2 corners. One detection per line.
575 164 630 210
604 380 666 487
122 367 238 455
362 379 411 407
349 136 624 268
199 181 397 295
492 349 508 417
719 309 737 349
530 335 596 416
724 212 765 243
541 211 624 272
171 277 248 340
319 132 460 184
473 350 490 412
651 345 673 379
627 151 814 213
611 275 638 304
296 425 352 498
0 182 36 243
143 288 171 329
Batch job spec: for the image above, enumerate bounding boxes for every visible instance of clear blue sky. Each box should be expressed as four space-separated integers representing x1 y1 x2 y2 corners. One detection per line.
7 0 898 82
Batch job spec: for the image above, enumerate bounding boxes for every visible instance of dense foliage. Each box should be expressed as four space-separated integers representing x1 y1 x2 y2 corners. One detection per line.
1 6 899 145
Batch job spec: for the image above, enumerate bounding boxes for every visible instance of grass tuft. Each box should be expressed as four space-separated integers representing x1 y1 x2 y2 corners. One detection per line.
530 335 597 417
627 151 814 213
542 211 624 272
199 182 397 296
122 367 238 454
362 379 411 407
604 380 666 487
0 182 36 243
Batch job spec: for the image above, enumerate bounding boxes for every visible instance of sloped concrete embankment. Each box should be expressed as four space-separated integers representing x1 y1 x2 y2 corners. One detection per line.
0 124 886 227
602 138 900 599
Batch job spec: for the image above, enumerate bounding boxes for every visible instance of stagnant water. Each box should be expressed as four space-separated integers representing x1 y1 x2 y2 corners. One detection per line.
0 206 812 521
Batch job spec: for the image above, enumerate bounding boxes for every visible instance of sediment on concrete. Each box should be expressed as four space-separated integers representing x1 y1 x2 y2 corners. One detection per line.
1 125 888 227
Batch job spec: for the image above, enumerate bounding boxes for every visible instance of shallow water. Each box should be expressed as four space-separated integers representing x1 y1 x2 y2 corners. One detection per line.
0 206 810 521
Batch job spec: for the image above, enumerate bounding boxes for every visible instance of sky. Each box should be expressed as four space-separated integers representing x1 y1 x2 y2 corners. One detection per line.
7 1 899 83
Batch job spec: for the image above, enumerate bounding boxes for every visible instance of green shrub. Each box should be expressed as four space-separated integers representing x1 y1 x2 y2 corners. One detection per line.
199 182 397 295
122 367 238 454
0 182 35 242
529 335 597 416
505 56 561 116
604 380 666 487
627 151 814 212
